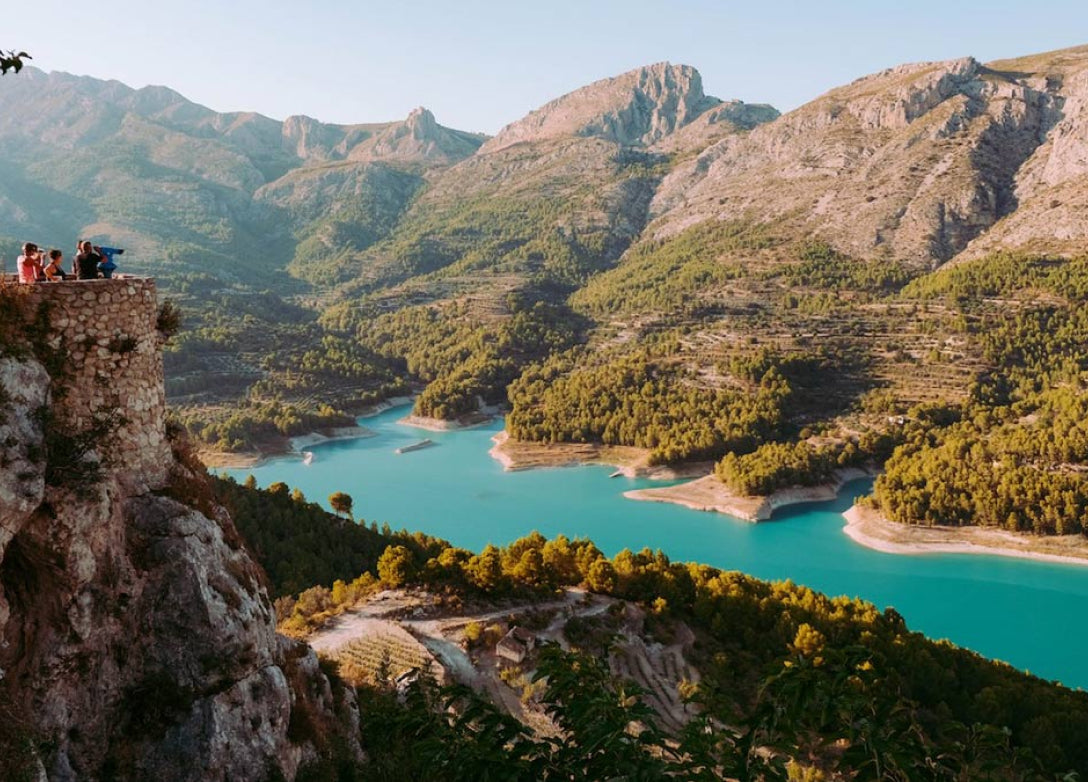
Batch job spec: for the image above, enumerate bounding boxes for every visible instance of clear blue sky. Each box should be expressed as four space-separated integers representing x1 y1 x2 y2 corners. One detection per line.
6 0 1087 133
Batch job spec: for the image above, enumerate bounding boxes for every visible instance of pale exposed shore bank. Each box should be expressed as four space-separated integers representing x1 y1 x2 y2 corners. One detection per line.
359 396 414 418
288 425 377 451
623 467 873 521
196 449 266 469
197 425 379 470
399 413 497 432
487 430 709 480
842 504 1088 566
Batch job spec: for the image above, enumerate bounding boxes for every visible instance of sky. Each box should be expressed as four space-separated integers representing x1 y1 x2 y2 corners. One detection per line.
6 0 1087 134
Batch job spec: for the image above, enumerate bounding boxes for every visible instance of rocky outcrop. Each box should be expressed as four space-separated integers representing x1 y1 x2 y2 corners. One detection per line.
480 63 723 154
0 283 361 781
649 50 1083 266
280 108 485 167
650 99 780 155
957 45 1088 260
347 107 487 166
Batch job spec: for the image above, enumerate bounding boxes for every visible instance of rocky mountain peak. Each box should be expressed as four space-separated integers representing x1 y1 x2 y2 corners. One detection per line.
406 106 437 133
649 48 1088 266
828 56 982 130
347 106 485 166
480 62 721 153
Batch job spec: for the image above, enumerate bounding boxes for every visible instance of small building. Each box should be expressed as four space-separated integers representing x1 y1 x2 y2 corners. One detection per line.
496 627 536 665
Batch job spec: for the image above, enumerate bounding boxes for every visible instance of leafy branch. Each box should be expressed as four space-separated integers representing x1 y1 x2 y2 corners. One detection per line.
0 50 30 75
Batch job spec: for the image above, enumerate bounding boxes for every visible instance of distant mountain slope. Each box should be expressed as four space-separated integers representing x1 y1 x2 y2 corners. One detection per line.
332 63 768 305
0 69 482 280
650 45 1088 266
480 62 723 153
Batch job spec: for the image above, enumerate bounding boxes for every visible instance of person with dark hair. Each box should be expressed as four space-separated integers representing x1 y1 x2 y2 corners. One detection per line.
73 240 102 280
43 249 68 281
17 242 43 283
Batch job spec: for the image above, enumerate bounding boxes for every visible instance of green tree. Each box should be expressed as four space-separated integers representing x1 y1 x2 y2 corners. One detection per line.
377 545 415 587
585 558 618 593
328 491 354 520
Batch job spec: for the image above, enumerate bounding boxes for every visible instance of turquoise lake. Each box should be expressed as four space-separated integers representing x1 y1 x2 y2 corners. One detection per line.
227 405 1088 690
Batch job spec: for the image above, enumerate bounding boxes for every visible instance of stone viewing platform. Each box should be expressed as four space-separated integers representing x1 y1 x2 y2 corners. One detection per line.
2 277 171 490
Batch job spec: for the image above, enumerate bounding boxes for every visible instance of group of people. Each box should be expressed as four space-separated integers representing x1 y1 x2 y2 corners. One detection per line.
15 241 123 283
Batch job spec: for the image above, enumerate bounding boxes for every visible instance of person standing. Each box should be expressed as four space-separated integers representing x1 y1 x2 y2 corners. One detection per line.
97 246 123 278
17 242 43 283
43 249 68 281
73 240 102 280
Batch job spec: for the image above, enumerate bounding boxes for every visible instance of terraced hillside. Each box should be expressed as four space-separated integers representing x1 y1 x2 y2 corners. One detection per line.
5 47 1088 525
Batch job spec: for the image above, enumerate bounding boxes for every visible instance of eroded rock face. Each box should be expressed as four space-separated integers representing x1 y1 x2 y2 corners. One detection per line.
481 62 722 154
0 358 49 632
0 359 48 549
0 354 360 781
649 48 1088 266
958 50 1088 259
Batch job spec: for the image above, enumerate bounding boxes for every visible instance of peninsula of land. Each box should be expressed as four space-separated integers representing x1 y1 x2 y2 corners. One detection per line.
197 424 378 469
623 468 873 522
488 430 708 479
842 504 1088 566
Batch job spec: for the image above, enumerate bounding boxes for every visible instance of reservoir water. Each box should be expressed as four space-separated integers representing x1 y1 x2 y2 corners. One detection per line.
227 405 1088 689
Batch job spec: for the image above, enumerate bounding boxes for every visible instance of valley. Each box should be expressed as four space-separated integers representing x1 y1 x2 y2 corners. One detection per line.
5 45 1088 545
6 14 1088 779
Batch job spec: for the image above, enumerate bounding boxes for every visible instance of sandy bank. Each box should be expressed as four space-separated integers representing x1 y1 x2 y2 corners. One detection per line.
842 504 1088 566
400 413 497 432
487 431 709 479
358 396 414 418
288 425 377 450
623 468 873 522
196 449 265 469
197 424 378 471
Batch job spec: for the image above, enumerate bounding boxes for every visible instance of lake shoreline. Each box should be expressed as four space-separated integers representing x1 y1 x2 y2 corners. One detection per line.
487 430 710 480
623 468 874 521
842 504 1088 566
196 397 417 470
400 413 497 432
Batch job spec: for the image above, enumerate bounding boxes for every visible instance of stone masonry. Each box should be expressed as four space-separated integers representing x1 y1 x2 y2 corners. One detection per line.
8 277 170 491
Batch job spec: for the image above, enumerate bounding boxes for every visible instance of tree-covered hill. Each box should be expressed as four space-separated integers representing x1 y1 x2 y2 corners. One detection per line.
219 476 1088 778
6 48 1088 536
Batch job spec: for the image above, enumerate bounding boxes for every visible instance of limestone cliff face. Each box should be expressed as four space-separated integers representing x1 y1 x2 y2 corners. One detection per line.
955 45 1088 259
480 63 723 154
649 48 1088 266
0 281 359 781
281 108 485 166
347 107 488 166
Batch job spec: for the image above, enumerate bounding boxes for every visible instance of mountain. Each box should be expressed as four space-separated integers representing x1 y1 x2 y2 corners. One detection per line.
329 62 770 301
480 62 724 152
650 45 1088 266
5 47 1088 475
0 68 483 281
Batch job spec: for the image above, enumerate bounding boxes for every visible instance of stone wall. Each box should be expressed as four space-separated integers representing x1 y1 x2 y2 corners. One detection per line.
7 277 170 490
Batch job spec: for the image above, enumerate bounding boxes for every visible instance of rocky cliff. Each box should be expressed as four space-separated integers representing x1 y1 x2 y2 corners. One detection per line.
480 62 723 154
650 45 1088 266
0 280 359 781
